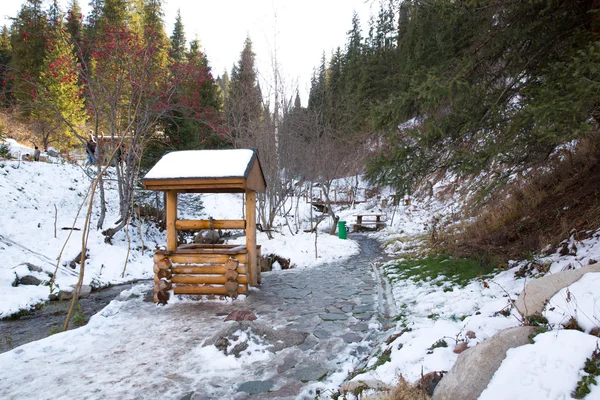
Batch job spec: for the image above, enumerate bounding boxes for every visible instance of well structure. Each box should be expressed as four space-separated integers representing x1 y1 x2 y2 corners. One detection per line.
142 149 267 303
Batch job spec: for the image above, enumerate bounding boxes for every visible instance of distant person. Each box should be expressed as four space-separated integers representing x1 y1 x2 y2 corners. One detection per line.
33 146 40 162
86 137 96 165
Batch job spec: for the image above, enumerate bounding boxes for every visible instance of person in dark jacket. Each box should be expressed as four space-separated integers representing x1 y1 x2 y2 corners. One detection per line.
33 146 40 161
86 137 96 165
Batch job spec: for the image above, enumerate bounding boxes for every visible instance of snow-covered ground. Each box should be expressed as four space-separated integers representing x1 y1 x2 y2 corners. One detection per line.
1 139 599 399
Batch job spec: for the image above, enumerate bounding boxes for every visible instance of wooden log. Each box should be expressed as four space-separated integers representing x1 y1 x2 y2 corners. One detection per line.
171 274 248 285
157 289 170 304
171 265 247 275
225 258 239 271
173 284 248 295
169 254 247 265
166 190 178 251
246 190 257 286
175 219 246 230
224 269 239 281
224 280 239 298
155 257 172 270
158 279 172 291
156 269 172 280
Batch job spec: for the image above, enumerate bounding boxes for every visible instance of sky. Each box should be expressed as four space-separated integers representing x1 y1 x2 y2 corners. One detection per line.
1 0 375 106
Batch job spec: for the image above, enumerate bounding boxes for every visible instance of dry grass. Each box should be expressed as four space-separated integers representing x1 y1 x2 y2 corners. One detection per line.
448 135 600 261
377 377 431 400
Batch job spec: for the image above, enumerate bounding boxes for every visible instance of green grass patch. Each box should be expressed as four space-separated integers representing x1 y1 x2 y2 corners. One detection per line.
384 254 495 287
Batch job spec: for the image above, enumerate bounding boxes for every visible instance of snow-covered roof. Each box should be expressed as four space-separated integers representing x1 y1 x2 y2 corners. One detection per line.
142 149 266 193
144 149 255 179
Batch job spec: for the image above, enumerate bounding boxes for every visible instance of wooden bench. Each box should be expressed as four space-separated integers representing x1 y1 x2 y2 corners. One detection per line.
353 213 387 232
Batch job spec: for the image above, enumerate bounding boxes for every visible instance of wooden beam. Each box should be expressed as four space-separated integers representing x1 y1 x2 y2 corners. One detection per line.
172 265 247 275
169 254 247 264
175 219 246 230
166 190 178 251
171 274 248 285
173 285 248 295
246 190 258 286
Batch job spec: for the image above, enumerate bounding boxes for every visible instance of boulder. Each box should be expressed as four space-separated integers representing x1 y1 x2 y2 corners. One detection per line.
514 264 600 317
57 284 92 300
432 326 536 400
18 275 43 286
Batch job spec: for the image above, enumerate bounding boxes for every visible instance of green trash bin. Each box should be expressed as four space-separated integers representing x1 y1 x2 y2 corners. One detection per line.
338 221 347 239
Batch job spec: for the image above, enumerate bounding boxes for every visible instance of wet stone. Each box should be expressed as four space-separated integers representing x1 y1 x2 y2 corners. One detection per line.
349 323 370 332
325 305 342 313
341 332 363 343
298 335 318 351
238 380 274 395
319 313 348 321
313 328 332 339
341 305 354 313
277 354 298 374
353 305 374 314
294 366 329 382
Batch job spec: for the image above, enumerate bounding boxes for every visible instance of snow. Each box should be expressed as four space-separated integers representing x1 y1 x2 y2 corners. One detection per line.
2 139 600 398
480 330 600 400
143 149 256 179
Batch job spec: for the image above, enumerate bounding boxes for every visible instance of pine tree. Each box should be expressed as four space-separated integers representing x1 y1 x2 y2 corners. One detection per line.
0 26 12 105
169 9 186 62
36 22 87 150
226 36 263 147
9 0 48 110
66 0 83 56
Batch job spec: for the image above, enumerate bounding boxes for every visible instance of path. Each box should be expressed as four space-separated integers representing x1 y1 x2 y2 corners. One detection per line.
0 235 390 400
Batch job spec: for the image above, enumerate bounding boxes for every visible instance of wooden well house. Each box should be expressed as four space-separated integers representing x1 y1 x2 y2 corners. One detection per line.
142 149 266 304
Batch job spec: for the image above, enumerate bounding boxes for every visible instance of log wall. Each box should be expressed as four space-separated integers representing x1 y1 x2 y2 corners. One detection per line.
152 246 260 304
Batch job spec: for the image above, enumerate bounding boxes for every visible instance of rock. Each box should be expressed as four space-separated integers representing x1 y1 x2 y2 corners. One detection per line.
18 275 43 286
57 285 92 300
453 342 469 354
417 371 445 396
193 230 222 245
237 380 274 395
25 263 43 273
79 285 92 298
432 326 536 400
465 330 476 339
47 148 59 157
224 310 257 321
514 264 600 317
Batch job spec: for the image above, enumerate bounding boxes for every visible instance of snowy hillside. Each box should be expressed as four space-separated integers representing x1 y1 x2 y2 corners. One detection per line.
1 139 600 399
0 140 360 318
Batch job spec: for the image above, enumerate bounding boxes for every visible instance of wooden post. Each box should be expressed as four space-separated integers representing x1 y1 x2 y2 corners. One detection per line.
246 190 257 286
166 190 178 251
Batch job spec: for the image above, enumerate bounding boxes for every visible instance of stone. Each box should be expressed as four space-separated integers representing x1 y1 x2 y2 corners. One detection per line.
514 264 600 317
276 354 298 374
25 263 43 273
237 380 274 395
224 310 257 322
319 313 348 321
465 330 476 339
432 326 536 400
57 285 92 300
47 148 59 157
453 342 469 354
18 275 42 286
341 332 362 343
